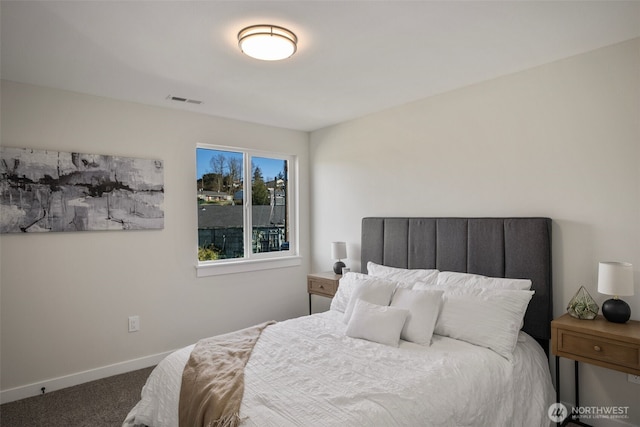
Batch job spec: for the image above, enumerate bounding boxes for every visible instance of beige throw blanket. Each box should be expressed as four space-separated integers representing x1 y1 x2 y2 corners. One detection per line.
179 321 276 427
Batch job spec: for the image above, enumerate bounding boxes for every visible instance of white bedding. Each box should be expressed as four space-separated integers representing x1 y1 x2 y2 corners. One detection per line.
124 311 554 427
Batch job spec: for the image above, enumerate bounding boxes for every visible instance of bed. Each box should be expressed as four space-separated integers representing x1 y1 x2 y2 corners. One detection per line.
124 217 555 427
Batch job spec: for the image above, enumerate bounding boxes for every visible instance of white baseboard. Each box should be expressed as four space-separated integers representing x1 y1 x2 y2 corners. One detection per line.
0 350 173 404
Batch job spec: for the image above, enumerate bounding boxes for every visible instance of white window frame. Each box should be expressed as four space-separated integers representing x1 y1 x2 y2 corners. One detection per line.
196 143 301 277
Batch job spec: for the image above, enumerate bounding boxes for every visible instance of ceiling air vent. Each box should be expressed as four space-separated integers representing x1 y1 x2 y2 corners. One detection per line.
167 95 203 105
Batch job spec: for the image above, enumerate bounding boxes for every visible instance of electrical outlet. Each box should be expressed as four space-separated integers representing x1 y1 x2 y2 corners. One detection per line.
628 374 640 385
128 315 140 333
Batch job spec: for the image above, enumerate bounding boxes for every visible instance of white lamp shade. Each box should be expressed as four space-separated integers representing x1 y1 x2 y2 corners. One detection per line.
331 241 347 260
598 262 634 296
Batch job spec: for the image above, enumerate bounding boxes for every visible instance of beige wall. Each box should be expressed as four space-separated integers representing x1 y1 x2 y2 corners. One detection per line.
310 38 640 426
0 81 310 398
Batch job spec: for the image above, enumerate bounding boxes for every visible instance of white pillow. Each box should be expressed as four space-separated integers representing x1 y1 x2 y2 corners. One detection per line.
480 276 532 290
434 288 534 360
342 275 399 323
390 287 444 345
345 299 409 347
330 272 369 313
367 261 439 285
431 283 529 330
436 271 532 290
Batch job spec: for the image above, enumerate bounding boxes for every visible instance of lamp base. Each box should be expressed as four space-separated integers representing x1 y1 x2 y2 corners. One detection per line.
602 298 631 323
333 261 346 275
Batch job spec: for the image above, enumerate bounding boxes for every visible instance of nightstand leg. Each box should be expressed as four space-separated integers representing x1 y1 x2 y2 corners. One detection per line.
555 356 560 403
574 361 580 421
309 294 312 315
555 356 561 427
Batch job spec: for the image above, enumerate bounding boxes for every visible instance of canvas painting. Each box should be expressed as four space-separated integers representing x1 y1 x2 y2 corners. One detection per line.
0 147 164 233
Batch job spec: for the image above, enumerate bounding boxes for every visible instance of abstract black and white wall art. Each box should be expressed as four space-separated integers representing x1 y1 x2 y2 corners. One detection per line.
0 147 164 233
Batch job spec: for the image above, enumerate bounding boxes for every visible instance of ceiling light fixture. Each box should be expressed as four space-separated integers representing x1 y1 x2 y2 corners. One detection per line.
238 25 297 61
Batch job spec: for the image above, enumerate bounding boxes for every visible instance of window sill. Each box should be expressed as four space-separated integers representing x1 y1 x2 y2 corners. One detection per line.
196 255 302 277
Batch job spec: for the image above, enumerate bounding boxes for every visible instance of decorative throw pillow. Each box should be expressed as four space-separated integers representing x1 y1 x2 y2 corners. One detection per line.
390 287 444 345
342 275 399 323
330 272 369 313
345 299 409 347
367 261 439 286
436 271 532 290
434 288 534 360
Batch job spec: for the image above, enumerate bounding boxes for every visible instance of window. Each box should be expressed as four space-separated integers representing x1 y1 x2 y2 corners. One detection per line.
196 144 299 276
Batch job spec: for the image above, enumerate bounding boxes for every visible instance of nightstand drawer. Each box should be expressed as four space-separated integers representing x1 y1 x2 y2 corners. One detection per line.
307 278 338 297
557 329 640 372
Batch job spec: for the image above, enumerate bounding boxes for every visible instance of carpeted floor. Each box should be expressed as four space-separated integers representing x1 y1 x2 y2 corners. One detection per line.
0 366 154 427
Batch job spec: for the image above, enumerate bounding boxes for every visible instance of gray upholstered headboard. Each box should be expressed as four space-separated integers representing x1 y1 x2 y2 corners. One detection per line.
361 217 553 352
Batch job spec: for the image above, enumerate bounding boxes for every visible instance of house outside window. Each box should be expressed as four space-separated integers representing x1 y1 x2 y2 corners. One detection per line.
196 144 299 276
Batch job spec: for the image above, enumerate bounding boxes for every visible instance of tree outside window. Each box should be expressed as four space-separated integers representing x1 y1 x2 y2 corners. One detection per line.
196 146 294 264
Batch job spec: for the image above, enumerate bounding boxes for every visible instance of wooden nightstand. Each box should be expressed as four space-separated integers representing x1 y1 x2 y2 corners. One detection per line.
551 313 640 425
307 272 340 314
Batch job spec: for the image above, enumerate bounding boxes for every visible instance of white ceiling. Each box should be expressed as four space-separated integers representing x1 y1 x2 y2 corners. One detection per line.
2 1 639 132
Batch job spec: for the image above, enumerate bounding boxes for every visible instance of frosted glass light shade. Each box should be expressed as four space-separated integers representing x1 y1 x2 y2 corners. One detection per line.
598 262 634 296
238 25 297 61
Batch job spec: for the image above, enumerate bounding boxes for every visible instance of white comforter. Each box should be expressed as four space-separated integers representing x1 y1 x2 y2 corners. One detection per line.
124 311 554 427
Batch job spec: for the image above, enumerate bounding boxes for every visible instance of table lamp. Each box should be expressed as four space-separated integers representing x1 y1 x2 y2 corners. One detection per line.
598 261 634 323
331 241 347 274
